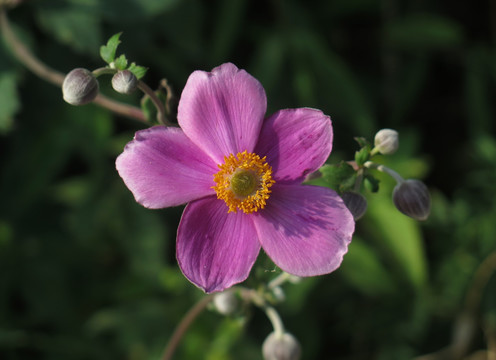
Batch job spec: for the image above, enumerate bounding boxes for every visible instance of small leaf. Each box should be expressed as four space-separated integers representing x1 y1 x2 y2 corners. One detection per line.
355 146 371 166
100 32 122 64
319 162 356 191
354 136 370 148
364 173 380 193
114 54 128 70
128 63 148 79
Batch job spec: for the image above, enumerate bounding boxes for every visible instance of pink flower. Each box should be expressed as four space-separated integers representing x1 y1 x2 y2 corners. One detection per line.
116 63 355 293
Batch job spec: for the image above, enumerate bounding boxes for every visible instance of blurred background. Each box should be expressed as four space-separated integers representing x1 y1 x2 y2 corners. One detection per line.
1 0 496 359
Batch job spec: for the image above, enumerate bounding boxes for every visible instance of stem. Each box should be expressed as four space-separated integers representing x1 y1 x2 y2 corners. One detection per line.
161 294 214 360
364 161 404 184
265 305 285 336
138 80 173 126
239 288 286 336
0 8 147 124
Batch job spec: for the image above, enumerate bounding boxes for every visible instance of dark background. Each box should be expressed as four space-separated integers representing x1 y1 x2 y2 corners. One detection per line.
1 0 496 359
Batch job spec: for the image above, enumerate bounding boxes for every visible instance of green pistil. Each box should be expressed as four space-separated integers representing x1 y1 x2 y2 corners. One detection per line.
230 170 258 197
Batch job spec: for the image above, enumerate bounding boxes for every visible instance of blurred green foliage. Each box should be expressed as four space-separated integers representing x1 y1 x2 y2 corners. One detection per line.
1 0 496 359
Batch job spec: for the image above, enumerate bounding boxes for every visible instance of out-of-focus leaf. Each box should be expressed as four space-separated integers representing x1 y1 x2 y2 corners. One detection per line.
205 317 245 360
340 237 396 296
290 31 376 134
36 7 102 54
384 14 464 50
209 0 247 63
100 0 180 21
364 190 428 289
0 72 19 133
465 47 493 138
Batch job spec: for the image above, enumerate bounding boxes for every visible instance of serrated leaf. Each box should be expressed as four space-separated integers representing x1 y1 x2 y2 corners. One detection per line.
128 63 148 79
114 54 128 70
355 146 371 166
354 136 370 148
100 32 122 64
319 162 356 191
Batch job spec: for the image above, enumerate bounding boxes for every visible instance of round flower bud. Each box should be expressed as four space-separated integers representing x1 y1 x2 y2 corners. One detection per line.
340 191 368 220
374 128 399 155
62 68 99 105
112 70 138 95
393 179 431 221
262 332 301 360
213 290 239 315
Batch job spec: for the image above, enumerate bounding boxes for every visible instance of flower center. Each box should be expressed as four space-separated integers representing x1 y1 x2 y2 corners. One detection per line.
213 151 275 214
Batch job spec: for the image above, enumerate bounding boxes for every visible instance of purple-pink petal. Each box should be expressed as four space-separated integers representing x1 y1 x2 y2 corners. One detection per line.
177 196 261 293
177 63 267 163
115 126 218 209
255 108 333 184
253 184 354 277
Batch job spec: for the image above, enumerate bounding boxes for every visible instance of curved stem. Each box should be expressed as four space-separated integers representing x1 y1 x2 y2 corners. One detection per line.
161 294 214 360
0 8 147 124
138 80 173 126
364 161 404 184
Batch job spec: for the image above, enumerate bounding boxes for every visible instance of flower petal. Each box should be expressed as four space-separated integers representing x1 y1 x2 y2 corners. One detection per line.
253 184 354 277
178 63 267 163
255 108 332 184
177 196 261 293
116 126 218 209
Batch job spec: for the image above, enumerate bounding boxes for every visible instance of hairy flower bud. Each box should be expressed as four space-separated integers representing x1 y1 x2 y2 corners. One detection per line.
262 332 301 360
112 70 138 95
374 128 399 155
62 68 99 105
340 191 368 220
393 179 431 221
213 290 239 315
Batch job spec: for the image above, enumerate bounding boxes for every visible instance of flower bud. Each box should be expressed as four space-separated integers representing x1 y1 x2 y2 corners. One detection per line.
262 332 301 360
62 68 99 105
213 290 239 315
112 70 138 95
393 179 431 221
340 191 367 220
374 128 399 155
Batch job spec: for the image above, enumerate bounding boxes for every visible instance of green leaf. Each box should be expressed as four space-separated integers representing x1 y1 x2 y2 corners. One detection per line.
114 54 128 70
384 14 464 51
364 173 380 193
340 237 396 297
363 190 428 289
0 72 20 134
36 6 103 54
355 146 371 166
319 162 357 192
128 63 148 79
100 32 122 64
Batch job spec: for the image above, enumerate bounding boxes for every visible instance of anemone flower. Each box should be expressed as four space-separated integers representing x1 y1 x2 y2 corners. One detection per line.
116 63 355 293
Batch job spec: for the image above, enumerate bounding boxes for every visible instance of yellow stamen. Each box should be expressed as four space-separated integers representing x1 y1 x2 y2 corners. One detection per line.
213 151 276 214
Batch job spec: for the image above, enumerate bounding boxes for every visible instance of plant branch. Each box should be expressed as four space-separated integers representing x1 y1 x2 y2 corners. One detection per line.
161 294 214 360
0 7 147 124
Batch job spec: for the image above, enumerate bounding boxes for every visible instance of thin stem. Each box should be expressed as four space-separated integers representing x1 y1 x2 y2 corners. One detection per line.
364 161 404 184
0 8 147 124
265 305 285 336
138 80 173 126
161 294 214 360
239 288 286 336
